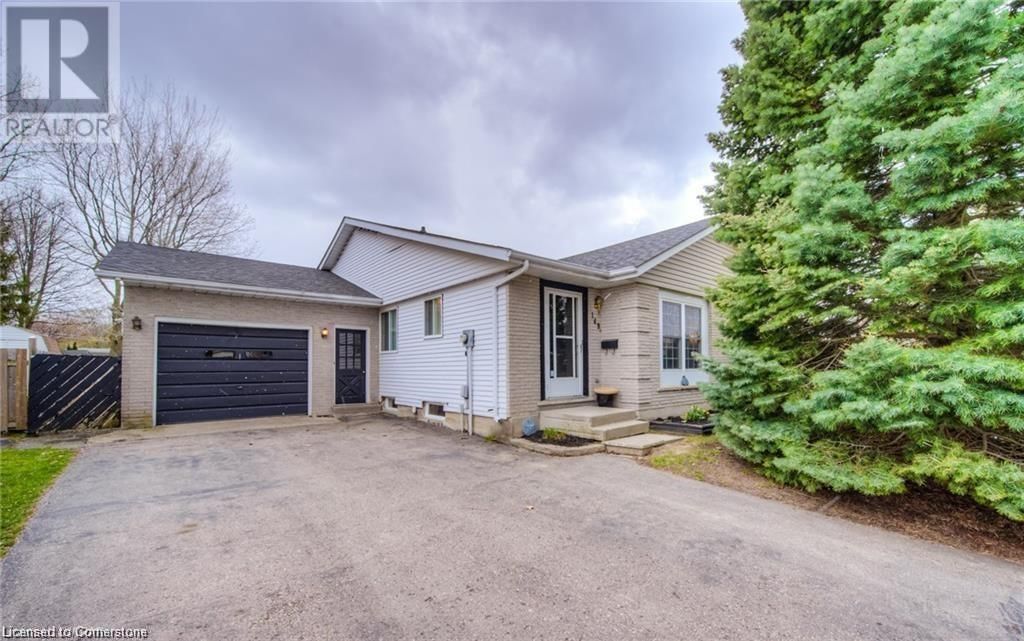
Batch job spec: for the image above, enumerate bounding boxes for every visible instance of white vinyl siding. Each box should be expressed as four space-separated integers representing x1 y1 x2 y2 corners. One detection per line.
380 274 508 419
333 229 508 303
639 234 733 298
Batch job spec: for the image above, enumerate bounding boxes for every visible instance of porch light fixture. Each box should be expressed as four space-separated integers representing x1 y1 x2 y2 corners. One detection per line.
321 327 330 339
131 316 142 331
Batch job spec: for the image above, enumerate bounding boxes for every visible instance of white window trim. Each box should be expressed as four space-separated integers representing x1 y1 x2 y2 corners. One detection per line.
658 291 709 387
380 307 398 353
424 401 446 422
423 295 443 339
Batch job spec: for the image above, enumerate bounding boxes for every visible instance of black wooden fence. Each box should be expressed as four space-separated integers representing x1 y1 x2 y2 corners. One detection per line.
28 355 121 434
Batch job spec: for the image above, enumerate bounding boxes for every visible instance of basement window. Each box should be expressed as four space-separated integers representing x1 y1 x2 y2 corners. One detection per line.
424 402 446 421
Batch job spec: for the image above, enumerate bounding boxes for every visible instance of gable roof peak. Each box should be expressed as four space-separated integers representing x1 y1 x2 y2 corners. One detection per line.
560 219 714 272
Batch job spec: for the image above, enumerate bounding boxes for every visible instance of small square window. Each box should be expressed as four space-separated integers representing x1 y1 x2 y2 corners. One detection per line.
424 296 442 337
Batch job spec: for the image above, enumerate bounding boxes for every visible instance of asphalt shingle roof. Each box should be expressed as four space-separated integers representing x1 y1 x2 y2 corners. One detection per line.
97 242 377 299
560 219 713 271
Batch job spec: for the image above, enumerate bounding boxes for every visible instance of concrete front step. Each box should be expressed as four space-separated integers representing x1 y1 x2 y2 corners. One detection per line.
605 432 684 456
560 419 649 442
540 406 638 430
332 403 380 419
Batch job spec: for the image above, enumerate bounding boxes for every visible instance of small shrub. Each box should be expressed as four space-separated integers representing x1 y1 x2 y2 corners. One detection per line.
684 406 711 423
541 428 567 443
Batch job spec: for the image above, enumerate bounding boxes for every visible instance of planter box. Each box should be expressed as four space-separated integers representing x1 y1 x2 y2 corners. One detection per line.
649 418 714 435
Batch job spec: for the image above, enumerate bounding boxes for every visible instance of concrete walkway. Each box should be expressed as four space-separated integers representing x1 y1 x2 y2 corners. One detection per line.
1 418 1020 640
4 415 345 449
86 415 343 444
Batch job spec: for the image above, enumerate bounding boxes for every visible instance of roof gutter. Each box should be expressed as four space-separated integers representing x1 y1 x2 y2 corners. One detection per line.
507 252 635 280
95 269 383 307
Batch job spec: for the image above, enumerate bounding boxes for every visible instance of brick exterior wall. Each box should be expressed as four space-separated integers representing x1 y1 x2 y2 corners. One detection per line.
503 276 604 435
631 284 708 420
506 275 541 428
504 279 723 429
121 286 379 428
590 283 649 408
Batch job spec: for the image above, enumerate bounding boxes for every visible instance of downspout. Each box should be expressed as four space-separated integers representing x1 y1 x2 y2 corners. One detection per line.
492 260 530 420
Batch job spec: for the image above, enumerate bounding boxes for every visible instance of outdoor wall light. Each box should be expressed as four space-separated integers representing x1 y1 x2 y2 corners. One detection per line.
321 327 330 339
131 316 142 331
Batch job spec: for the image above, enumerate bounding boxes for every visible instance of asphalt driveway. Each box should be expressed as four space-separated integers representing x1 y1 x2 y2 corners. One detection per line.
2 418 1021 640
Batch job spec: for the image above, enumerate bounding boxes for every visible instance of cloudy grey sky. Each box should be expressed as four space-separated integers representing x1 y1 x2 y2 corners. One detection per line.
122 2 744 266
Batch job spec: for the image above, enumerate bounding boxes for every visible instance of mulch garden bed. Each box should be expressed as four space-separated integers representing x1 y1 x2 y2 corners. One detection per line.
524 432 599 448
644 436 1024 565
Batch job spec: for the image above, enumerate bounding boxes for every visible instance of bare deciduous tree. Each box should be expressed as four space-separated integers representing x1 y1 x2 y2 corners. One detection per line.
50 83 252 329
2 186 80 327
0 78 47 186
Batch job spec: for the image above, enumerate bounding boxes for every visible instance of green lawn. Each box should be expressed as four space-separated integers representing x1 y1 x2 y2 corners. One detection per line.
1 447 76 556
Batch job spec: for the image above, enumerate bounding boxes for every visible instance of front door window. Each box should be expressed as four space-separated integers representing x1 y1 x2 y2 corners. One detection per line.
544 288 583 398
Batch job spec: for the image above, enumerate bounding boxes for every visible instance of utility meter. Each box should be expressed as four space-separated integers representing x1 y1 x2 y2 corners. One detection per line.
460 329 475 348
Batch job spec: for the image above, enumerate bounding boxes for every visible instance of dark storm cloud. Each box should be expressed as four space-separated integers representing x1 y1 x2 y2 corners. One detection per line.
121 2 744 265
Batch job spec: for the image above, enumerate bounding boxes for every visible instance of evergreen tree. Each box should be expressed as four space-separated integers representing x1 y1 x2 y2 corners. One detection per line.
0 208 24 325
703 0 1024 520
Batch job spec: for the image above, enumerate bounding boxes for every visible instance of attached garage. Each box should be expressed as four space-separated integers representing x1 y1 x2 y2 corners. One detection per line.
97 241 383 427
156 322 310 424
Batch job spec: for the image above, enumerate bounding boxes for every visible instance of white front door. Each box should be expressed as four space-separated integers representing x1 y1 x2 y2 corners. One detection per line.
544 287 583 398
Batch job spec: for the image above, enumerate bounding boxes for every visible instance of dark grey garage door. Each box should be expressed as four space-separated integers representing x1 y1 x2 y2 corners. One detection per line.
156 322 309 425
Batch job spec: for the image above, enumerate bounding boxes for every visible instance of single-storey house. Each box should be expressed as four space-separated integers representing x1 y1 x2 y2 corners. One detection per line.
96 217 731 438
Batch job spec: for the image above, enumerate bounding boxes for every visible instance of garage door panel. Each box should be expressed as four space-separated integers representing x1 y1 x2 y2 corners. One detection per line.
156 322 310 425
157 371 308 386
157 334 308 350
157 382 308 399
156 346 308 361
157 392 307 412
157 359 308 373
157 404 308 425
158 323 307 339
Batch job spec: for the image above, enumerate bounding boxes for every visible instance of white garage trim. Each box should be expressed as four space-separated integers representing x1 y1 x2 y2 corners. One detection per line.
152 316 314 424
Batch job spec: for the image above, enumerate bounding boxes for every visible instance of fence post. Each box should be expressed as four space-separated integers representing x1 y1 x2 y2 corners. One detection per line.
14 348 29 429
0 349 8 434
